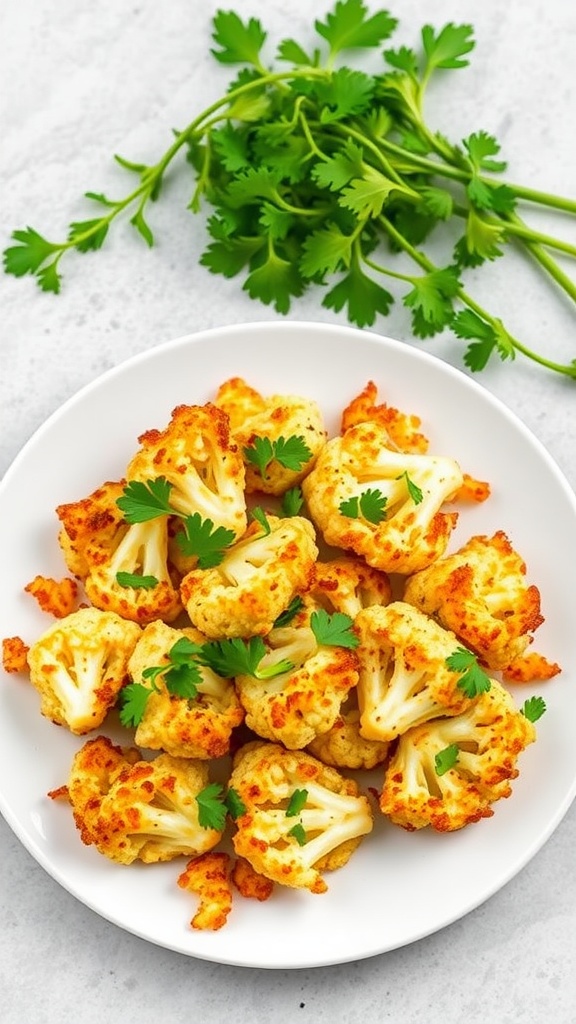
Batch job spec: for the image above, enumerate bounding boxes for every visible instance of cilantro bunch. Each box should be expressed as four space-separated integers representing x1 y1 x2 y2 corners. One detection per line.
4 1 576 378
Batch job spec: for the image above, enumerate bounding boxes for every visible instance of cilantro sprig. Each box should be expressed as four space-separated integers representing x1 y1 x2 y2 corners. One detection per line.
116 478 235 569
5 4 576 379
446 647 492 698
244 435 314 478
196 783 247 831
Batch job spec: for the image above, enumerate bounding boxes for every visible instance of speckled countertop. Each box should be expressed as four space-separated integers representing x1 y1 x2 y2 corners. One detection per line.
1 1 576 1021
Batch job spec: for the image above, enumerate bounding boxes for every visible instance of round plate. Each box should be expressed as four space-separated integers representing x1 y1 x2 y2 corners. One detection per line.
1 320 575 968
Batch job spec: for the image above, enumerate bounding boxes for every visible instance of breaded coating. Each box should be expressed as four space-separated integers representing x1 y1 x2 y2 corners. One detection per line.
180 514 318 638
403 530 557 674
301 421 462 575
57 480 183 625
307 691 390 771
178 852 233 931
128 619 244 759
304 557 392 619
231 857 275 902
235 608 359 750
230 741 373 893
341 380 429 453
355 602 475 742
126 402 247 539
380 680 536 831
2 636 30 673
68 735 224 864
502 651 561 684
24 575 79 618
214 376 327 495
27 607 141 734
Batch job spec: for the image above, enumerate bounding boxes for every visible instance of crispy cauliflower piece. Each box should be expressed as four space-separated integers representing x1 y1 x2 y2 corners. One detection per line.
354 602 475 742
341 380 429 453
235 607 359 749
403 530 557 674
214 376 327 495
380 680 536 831
231 857 275 902
128 620 244 759
307 690 390 770
27 607 141 734
502 651 561 684
68 735 224 864
304 557 392 619
177 852 233 931
2 636 30 673
180 514 318 638
126 402 247 538
57 480 183 624
301 421 462 575
24 575 79 618
229 741 373 893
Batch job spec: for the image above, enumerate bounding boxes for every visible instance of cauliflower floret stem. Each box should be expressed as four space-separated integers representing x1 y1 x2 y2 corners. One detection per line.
109 520 171 582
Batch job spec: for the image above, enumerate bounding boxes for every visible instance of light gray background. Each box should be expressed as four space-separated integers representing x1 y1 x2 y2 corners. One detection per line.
1 1 575 1021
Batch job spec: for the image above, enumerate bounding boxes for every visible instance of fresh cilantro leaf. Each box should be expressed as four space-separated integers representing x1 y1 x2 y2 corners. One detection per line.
339 167 417 219
211 10 266 67
318 68 376 124
36 261 62 294
311 141 365 192
200 236 265 279
323 263 394 328
277 38 317 65
421 23 475 72
463 131 506 173
244 435 313 476
339 488 387 523
197 636 293 679
177 513 236 568
225 787 247 820
281 487 304 517
446 647 492 698
243 244 305 313
211 123 250 172
129 208 154 248
300 223 353 277
3 227 58 277
465 207 505 260
396 470 424 504
119 682 152 728
435 743 459 776
287 821 307 846
225 167 282 208
116 478 173 522
196 782 228 831
403 268 461 329
452 310 515 371
384 46 419 77
286 788 309 817
315 0 397 59
116 571 159 589
68 219 109 253
251 506 272 534
273 595 305 628
419 186 454 220
141 637 203 700
310 608 359 648
259 203 294 241
521 696 547 723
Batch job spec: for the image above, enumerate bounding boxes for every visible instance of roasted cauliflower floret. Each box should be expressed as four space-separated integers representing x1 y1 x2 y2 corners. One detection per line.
57 480 183 624
341 380 429 453
126 402 247 538
235 607 359 750
180 514 318 638
304 557 392 619
68 735 224 864
214 376 327 495
229 741 373 893
24 575 79 618
355 602 476 742
26 607 141 734
177 852 233 931
301 421 462 575
380 680 536 831
2 636 29 673
307 690 390 770
127 619 244 759
403 530 558 676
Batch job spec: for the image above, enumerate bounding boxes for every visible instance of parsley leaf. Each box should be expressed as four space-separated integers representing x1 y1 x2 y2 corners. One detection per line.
3 227 58 277
435 743 459 776
142 637 203 699
116 478 173 523
176 513 236 569
310 608 359 648
211 11 266 68
116 571 160 589
314 0 397 59
273 595 305 628
421 22 475 72
251 506 272 534
197 636 293 679
281 487 304 516
196 782 229 831
521 696 547 723
339 488 388 524
396 470 424 504
244 434 313 476
119 682 152 728
225 787 247 820
446 647 492 698
286 788 309 817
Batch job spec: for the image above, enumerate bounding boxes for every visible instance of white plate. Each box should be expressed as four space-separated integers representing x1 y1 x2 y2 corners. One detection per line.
1 320 575 969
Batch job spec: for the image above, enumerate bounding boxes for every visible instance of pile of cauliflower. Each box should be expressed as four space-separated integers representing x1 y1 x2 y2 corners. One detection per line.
2 375 560 932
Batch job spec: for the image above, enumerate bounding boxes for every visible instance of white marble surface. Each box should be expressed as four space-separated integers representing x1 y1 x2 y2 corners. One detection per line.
1 0 576 1020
